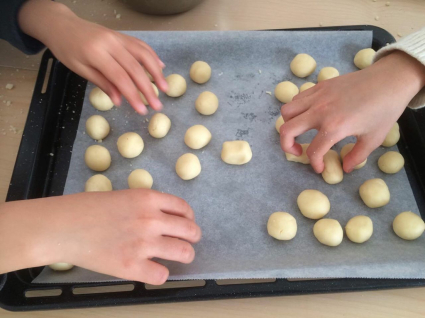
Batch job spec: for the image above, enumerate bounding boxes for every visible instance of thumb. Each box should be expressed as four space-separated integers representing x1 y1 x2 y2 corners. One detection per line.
342 135 381 173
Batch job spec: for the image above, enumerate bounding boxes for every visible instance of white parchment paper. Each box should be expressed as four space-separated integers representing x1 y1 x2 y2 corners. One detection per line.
33 31 425 284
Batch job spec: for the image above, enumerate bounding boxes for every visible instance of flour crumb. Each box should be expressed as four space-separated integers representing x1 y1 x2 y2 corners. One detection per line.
49 153 54 156
116 14 121 19
385 1 390 5
397 32 403 37
5 83 14 90
258 70 262 74
375 16 379 21
265 91 272 96
6 101 12 106
319 22 323 26
218 72 223 76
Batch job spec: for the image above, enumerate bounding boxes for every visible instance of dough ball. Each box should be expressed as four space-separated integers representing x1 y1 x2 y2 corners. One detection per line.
393 211 425 240
317 67 339 82
49 263 74 271
148 113 171 138
221 141 253 165
340 143 367 170
297 189 330 220
139 83 159 105
290 53 317 78
184 125 212 149
165 74 187 97
299 82 316 93
89 87 114 111
175 153 201 180
322 150 343 184
85 145 111 171
382 122 400 147
354 48 376 69
117 132 144 158
85 115 110 141
274 81 299 103
195 91 219 115
359 178 390 208
145 68 162 82
85 174 112 192
285 143 310 164
267 212 297 240
190 61 212 84
345 215 373 243
378 151 404 174
313 219 343 247
275 116 284 133
128 169 153 189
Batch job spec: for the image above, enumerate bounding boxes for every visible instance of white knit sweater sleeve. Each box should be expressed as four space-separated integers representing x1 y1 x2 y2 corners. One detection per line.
374 28 425 109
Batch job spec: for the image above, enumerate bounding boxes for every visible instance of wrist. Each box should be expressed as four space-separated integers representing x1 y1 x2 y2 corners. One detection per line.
18 0 78 46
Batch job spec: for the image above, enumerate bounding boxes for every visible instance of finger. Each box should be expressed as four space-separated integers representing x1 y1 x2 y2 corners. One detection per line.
342 134 383 173
128 44 168 93
280 112 317 155
92 53 148 114
281 97 313 122
160 214 202 243
74 64 121 106
158 193 195 220
137 39 165 68
133 260 169 285
150 237 195 264
307 129 345 173
292 83 319 101
110 48 163 111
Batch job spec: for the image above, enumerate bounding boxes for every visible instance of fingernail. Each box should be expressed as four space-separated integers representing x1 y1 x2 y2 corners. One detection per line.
137 105 148 115
159 60 166 68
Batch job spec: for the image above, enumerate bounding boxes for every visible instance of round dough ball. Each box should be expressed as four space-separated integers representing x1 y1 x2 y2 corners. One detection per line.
274 81 299 103
190 61 212 84
85 145 111 171
128 169 153 189
290 54 317 78
297 189 330 220
221 141 252 165
117 132 144 158
299 82 316 93
340 143 367 170
184 125 212 149
267 212 297 241
345 215 373 243
195 91 219 115
382 122 400 147
285 143 310 165
322 150 343 185
175 153 201 180
359 178 390 208
85 115 110 141
49 263 74 271
393 211 425 240
354 48 376 69
317 67 339 82
378 151 404 174
148 113 171 138
165 74 187 97
313 219 343 247
139 83 159 105
89 87 114 111
275 116 284 133
85 174 112 192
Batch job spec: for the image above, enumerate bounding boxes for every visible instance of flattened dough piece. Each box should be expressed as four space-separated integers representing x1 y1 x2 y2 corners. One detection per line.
85 174 112 192
299 82 316 92
267 212 297 240
359 178 390 208
354 48 376 69
275 116 284 133
49 263 74 271
297 189 330 219
313 219 343 247
393 211 425 240
176 153 201 180
221 141 252 165
285 143 310 164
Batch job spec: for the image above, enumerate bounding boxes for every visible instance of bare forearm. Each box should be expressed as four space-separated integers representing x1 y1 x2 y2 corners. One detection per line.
0 200 58 274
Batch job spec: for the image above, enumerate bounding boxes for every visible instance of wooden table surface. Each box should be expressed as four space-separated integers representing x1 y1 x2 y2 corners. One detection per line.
1 0 425 316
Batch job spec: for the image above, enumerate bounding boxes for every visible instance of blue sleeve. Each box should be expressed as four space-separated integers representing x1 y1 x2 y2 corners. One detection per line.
0 0 45 55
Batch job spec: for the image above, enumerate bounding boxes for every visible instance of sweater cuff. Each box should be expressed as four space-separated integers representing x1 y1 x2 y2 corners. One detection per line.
374 28 425 109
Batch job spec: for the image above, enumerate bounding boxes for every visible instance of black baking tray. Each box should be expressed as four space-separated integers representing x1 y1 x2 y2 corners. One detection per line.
1 25 425 312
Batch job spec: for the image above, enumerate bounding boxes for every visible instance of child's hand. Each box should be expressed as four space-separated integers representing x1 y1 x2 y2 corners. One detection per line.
280 51 425 173
19 0 167 115
0 190 201 285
